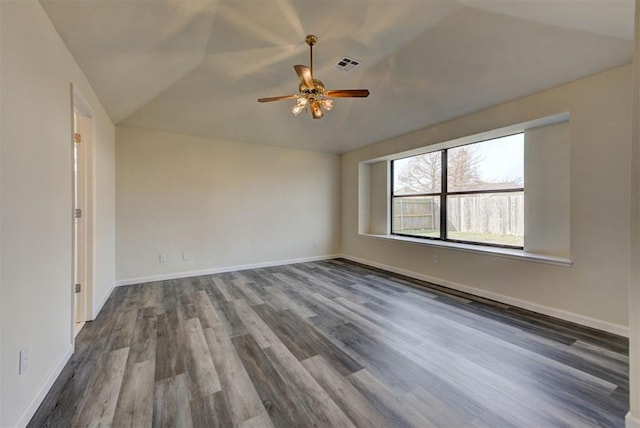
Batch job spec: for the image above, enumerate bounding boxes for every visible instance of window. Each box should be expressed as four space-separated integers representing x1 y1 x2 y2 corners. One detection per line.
392 133 524 248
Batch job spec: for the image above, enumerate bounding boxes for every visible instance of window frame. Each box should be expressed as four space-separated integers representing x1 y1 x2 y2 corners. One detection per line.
390 134 524 249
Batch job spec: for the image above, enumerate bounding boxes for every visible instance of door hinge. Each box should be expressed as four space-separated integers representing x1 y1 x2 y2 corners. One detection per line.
75 208 82 219
75 283 81 293
74 133 81 144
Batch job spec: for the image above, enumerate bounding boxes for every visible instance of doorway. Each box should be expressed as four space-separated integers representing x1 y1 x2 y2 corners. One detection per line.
72 88 94 338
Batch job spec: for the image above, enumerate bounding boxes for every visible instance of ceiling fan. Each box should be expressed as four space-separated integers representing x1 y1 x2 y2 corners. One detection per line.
257 35 370 119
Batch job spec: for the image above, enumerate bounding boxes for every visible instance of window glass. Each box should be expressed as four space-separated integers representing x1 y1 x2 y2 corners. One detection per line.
447 192 524 246
393 152 442 195
391 133 524 248
448 134 524 192
392 196 441 238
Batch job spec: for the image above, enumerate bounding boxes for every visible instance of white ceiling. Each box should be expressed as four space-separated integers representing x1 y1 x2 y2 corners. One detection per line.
40 0 634 154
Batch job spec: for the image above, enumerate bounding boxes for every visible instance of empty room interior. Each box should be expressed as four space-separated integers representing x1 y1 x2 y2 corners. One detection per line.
2 0 640 427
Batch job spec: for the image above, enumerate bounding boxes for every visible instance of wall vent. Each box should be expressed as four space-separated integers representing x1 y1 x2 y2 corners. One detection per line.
334 57 361 72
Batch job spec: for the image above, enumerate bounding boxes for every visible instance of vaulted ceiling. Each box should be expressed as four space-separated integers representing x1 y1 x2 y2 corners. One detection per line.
41 0 634 153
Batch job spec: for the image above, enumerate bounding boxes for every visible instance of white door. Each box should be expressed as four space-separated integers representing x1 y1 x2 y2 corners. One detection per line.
73 113 87 333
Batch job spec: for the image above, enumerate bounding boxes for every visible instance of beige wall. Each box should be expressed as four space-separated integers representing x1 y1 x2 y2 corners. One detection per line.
369 161 389 235
342 65 632 334
0 2 116 426
524 122 571 258
92 106 117 316
116 126 341 283
0 2 4 423
628 1 639 426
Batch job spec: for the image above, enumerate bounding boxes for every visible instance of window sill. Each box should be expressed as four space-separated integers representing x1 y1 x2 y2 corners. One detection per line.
359 233 572 267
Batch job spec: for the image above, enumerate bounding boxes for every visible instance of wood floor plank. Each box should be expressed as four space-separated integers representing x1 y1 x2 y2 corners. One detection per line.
264 282 316 319
211 276 242 302
276 266 356 302
175 278 199 321
216 299 250 338
72 347 129 427
128 306 157 364
112 359 155 427
190 391 233 428
365 288 629 391
159 281 178 313
194 290 266 425
302 355 392 427
193 288 224 328
201 276 228 309
403 385 477 427
29 259 630 428
231 334 309 427
238 269 279 289
330 321 442 393
238 412 275 428
254 304 362 376
232 277 265 306
155 311 186 381
348 369 437 428
203 326 266 424
281 265 346 298
108 308 138 351
341 292 625 419
153 374 193 428
233 271 281 304
183 317 222 396
263 344 356 427
333 301 605 426
233 298 282 349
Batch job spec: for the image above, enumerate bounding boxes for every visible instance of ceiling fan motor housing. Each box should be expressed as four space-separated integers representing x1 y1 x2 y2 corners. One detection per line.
257 34 369 119
299 79 325 95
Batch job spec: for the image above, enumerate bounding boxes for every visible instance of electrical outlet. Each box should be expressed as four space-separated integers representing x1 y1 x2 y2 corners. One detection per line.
182 251 191 260
19 347 29 375
433 254 439 264
159 253 168 263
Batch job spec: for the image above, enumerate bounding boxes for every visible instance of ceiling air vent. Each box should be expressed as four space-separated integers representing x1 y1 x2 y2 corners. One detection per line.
334 56 361 73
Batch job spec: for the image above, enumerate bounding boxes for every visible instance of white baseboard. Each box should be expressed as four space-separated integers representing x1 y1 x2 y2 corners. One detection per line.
627 411 640 428
115 254 341 287
340 254 629 337
15 344 74 427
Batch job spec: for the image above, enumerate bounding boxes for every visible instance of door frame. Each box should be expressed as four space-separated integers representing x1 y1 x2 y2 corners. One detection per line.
71 84 94 339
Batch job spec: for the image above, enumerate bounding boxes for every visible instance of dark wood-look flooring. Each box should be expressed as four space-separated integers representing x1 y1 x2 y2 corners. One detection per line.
29 259 629 427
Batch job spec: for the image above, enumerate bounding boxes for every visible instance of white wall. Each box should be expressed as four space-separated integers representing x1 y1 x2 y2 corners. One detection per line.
0 2 4 424
342 65 632 333
628 1 640 426
116 126 341 283
0 2 116 426
91 105 116 317
524 122 571 258
369 161 389 235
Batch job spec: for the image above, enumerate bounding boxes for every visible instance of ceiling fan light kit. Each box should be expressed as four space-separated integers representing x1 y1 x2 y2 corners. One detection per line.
257 35 369 119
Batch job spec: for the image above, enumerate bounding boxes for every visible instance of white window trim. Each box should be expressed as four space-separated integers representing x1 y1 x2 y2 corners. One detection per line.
359 112 572 265
359 232 572 267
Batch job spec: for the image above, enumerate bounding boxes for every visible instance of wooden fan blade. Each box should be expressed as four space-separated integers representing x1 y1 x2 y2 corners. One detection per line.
325 89 370 98
294 65 314 90
257 95 297 103
310 101 324 119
